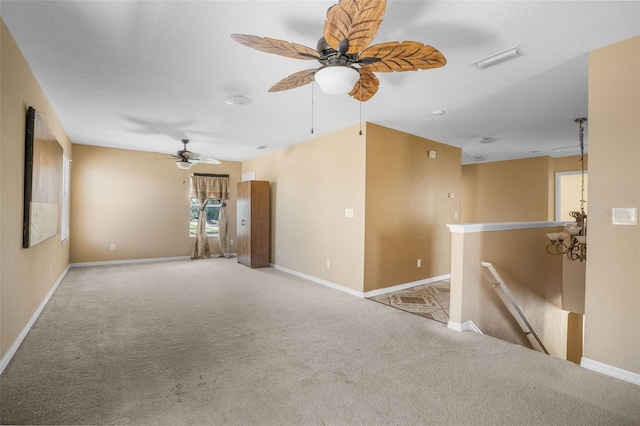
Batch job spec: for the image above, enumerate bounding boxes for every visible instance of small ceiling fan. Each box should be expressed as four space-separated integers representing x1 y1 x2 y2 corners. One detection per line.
231 0 446 102
172 139 221 170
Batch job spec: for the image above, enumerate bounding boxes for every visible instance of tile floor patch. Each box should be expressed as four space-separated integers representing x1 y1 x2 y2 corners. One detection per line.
368 280 450 325
399 296 428 305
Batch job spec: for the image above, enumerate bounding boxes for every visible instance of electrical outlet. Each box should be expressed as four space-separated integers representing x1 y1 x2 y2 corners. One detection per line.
326 260 331 269
417 259 422 268
277 249 281 255
230 239 234 245
110 243 116 251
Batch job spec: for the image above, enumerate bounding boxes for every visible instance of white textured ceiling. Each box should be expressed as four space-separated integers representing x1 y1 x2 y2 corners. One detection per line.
2 1 639 164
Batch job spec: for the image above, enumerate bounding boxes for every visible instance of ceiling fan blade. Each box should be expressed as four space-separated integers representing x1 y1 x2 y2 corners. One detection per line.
269 69 317 92
324 0 386 55
155 154 180 160
190 157 222 165
359 41 446 72
357 56 381 65
349 68 379 102
185 151 210 160
231 34 320 60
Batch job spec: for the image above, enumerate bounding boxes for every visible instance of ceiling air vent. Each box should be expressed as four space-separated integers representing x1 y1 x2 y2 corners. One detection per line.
472 46 522 69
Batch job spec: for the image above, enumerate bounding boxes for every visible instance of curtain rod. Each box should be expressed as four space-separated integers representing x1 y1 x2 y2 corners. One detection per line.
192 173 229 178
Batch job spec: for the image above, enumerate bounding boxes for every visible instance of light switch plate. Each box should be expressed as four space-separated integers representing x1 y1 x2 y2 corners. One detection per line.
611 207 638 225
345 209 354 218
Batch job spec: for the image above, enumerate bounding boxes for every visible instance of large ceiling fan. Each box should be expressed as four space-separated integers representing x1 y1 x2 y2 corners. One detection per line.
172 139 221 170
231 0 446 102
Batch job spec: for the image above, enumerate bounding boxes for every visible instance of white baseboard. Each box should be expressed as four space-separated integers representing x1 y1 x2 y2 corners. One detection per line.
271 264 452 300
70 256 191 268
270 264 365 298
581 357 640 386
362 274 451 298
448 320 483 334
0 265 70 375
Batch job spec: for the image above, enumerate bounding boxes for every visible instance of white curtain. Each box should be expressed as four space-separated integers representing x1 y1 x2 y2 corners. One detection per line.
190 175 230 259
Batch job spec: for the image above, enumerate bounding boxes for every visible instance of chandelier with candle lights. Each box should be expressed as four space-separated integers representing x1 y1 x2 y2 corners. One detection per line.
546 118 587 262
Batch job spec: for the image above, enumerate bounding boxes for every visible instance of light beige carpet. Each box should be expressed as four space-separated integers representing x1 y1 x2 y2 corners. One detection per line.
1 258 639 425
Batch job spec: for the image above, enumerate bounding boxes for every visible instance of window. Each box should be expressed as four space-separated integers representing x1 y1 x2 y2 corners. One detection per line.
61 153 70 242
555 171 588 221
189 173 229 237
189 198 221 236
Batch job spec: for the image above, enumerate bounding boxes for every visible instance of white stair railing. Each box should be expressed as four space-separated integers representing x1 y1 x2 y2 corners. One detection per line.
481 262 549 354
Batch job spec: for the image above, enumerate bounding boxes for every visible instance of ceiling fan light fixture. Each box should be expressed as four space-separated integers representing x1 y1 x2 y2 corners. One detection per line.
176 160 192 170
314 65 360 95
473 46 522 69
479 137 496 144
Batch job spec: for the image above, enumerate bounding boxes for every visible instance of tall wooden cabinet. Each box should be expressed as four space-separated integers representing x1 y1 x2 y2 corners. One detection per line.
237 180 270 268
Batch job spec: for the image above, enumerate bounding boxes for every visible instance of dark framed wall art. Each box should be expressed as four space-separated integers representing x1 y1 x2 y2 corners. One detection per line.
23 106 63 248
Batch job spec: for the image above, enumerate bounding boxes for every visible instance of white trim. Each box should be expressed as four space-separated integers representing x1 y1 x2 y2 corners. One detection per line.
447 221 567 234
0 265 70 375
447 320 483 334
270 264 364 298
60 153 70 242
581 357 640 386
362 274 451 298
271 264 452 300
70 256 191 268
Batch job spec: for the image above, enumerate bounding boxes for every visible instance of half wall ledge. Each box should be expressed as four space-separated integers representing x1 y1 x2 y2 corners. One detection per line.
447 221 568 234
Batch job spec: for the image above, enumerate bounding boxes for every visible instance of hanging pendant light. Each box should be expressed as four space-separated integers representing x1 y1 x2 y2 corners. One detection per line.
546 118 587 261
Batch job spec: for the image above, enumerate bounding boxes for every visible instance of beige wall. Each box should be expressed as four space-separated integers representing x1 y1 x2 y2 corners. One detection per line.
562 256 586 315
241 123 460 294
461 157 552 222
449 226 575 360
242 125 367 292
1 20 72 358
552 155 589 173
70 145 241 263
461 155 588 223
364 123 461 291
584 36 639 375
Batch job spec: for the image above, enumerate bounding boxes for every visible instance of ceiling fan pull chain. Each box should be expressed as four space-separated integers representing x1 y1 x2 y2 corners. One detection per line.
359 102 363 136
311 83 314 134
